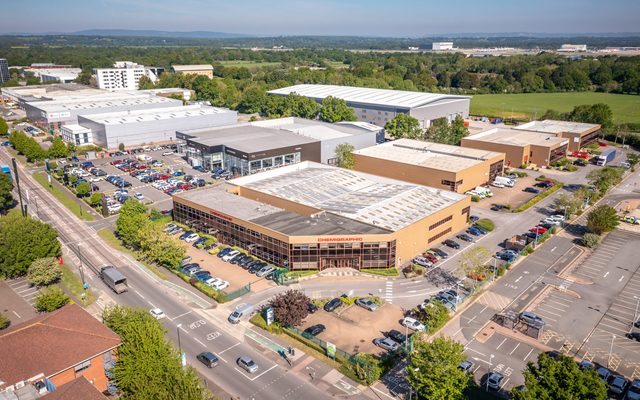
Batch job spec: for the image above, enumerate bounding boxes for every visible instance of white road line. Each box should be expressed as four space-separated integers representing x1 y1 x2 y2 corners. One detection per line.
12 310 21 319
371 387 397 400
465 347 486 357
509 343 521 355
603 272 610 278
246 364 278 381
548 295 573 304
134 289 146 300
171 310 193 321
535 307 563 317
194 338 206 347
218 342 240 354
500 378 510 391
619 276 626 282
496 338 508 350
466 315 478 325
539 303 569 313
523 348 534 361
546 299 571 308
452 327 464 336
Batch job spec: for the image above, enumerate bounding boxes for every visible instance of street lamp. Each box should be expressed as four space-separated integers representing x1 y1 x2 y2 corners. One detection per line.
634 296 640 329
608 334 616 368
486 354 495 392
177 324 183 353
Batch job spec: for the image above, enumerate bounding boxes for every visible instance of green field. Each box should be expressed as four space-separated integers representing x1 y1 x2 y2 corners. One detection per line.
470 92 640 124
216 60 282 69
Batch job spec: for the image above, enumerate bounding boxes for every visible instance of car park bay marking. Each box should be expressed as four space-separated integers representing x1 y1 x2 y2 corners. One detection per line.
523 348 534 361
620 275 625 282
495 338 508 350
514 276 522 283
218 342 240 354
193 337 206 347
604 272 610 278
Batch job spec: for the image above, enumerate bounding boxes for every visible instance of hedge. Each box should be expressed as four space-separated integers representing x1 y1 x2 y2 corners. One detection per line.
169 268 228 303
513 182 563 213
475 219 495 232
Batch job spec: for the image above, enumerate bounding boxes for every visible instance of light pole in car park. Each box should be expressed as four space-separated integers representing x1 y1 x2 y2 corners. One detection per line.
408 367 419 400
634 296 640 331
177 324 186 368
485 354 495 392
608 334 616 368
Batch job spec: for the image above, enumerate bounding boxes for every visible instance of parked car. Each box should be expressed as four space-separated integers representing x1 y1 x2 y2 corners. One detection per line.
355 297 379 312
490 204 506 211
149 308 165 320
524 187 540 194
626 332 640 342
469 215 480 222
520 311 545 326
256 265 276 277
324 298 343 312
530 227 547 235
229 253 245 265
457 234 474 242
217 247 233 258
609 375 628 395
626 379 640 400
307 303 318 313
401 317 426 332
222 250 240 262
387 329 407 344
304 324 326 336
486 372 504 391
162 151 174 156
423 253 438 264
184 233 200 243
210 280 229 290
459 360 475 373
413 256 432 268
443 239 461 249
431 248 449 259
535 181 553 188
597 366 612 382
374 337 399 352
237 356 259 374
197 351 219 368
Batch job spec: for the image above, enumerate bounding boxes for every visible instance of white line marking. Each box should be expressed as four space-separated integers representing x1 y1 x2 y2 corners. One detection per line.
465 347 486 357
515 276 522 283
134 289 146 300
194 338 206 347
523 348 534 361
604 272 610 278
218 342 240 354
620 276 625 282
12 310 21 319
170 310 192 321
509 343 521 355
496 338 508 350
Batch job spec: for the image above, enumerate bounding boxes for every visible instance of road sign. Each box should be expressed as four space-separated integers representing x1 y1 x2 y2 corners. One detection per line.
264 306 275 326
326 342 336 359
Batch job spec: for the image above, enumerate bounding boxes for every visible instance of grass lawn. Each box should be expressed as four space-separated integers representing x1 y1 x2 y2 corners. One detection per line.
97 228 167 280
361 268 399 277
59 262 96 305
470 92 640 124
32 172 94 221
216 60 282 69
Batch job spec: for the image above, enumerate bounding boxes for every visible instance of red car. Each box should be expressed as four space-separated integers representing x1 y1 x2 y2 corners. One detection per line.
110 159 123 165
423 253 438 264
530 227 547 235
156 174 170 180
136 164 148 170
571 151 590 159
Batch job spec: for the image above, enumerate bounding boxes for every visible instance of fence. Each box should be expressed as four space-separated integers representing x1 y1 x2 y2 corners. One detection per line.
221 283 251 302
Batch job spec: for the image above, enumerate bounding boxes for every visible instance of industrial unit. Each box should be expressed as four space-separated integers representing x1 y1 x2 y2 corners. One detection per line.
173 161 470 271
176 117 382 175
170 64 214 78
24 93 182 132
0 59 9 83
267 84 470 129
353 138 505 193
0 83 105 107
461 127 569 167
513 120 601 152
74 104 237 149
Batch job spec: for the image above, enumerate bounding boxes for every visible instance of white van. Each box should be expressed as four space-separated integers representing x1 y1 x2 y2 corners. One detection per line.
228 303 254 324
137 154 152 162
493 176 515 187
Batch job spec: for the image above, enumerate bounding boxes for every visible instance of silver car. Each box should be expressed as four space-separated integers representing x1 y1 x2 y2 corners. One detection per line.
373 337 399 352
355 297 379 312
237 356 259 374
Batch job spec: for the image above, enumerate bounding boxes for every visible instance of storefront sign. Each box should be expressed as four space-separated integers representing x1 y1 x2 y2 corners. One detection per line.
317 237 363 243
209 209 233 222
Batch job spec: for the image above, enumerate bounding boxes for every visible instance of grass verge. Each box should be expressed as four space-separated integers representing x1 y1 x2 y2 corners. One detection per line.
361 268 399 277
96 228 167 280
32 172 94 221
284 270 318 279
59 263 96 305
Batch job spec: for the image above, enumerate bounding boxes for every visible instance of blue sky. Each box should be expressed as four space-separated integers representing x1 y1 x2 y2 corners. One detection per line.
4 0 640 36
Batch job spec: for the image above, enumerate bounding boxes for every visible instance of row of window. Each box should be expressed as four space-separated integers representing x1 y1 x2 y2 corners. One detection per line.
428 227 452 244
428 215 452 231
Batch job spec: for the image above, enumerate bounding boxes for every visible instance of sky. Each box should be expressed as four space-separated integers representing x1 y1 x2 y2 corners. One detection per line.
3 0 640 37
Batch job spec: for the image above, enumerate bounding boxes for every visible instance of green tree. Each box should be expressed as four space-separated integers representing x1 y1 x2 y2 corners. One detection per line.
627 153 640 171
35 286 70 312
0 312 10 330
335 143 355 169
75 181 91 197
319 96 357 123
449 115 469 145
138 222 186 268
424 118 452 144
587 204 619 234
0 117 8 135
238 85 267 114
0 212 61 278
0 173 13 210
420 301 451 334
553 193 584 217
74 70 93 85
587 166 624 196
89 192 103 207
115 200 149 248
27 257 62 286
47 136 69 159
566 103 614 132
137 75 155 90
269 289 311 327
384 114 422 140
407 336 470 400
512 352 607 400
118 142 125 152
102 305 210 400
582 233 601 248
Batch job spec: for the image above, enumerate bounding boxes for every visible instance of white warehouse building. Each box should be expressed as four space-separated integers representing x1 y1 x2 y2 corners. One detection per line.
267 84 470 129
75 105 237 149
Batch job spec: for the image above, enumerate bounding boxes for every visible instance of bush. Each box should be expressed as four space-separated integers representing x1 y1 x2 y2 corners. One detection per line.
471 195 480 202
475 218 495 231
35 286 71 312
582 233 601 248
27 257 62 286
0 312 10 330
513 182 563 213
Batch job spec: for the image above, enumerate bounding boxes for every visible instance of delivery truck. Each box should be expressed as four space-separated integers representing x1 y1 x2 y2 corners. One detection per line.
100 266 128 294
596 149 616 166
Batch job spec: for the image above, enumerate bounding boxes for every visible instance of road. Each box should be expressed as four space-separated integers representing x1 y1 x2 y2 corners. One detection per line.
1 149 335 400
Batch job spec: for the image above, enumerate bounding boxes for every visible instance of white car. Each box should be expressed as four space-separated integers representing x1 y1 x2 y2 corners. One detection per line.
401 317 426 332
542 218 561 226
222 250 240 261
149 308 165 320
134 192 144 201
89 177 102 182
548 214 565 222
162 151 174 156
211 280 229 290
108 204 122 213
184 233 200 243
205 277 221 286
491 182 505 188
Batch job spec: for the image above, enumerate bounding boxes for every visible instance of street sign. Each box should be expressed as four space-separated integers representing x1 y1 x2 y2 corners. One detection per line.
264 306 275 326
181 352 186 367
326 342 336 359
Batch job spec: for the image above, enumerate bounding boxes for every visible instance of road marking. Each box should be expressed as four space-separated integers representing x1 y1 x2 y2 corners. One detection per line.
465 347 486 357
237 364 278 381
194 338 206 347
371 386 397 400
496 338 508 350
604 272 610 278
509 343 521 355
515 276 522 283
12 310 21 319
452 327 463 336
171 310 192 321
551 247 557 252
523 348 534 361
466 315 477 325
218 342 240 354
134 289 146 300
620 276 625 282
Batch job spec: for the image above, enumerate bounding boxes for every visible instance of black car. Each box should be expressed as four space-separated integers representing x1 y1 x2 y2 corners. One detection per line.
573 159 587 166
304 324 326 336
196 351 219 368
457 234 474 242
491 204 506 211
535 181 552 188
626 332 640 342
307 303 318 313
635 320 640 328
469 215 480 222
387 329 407 344
192 237 207 248
249 261 266 274
443 239 460 249
238 256 254 268
524 187 541 194
244 260 260 270
324 298 343 312
539 223 554 230
179 231 194 240
432 248 449 259
229 253 245 265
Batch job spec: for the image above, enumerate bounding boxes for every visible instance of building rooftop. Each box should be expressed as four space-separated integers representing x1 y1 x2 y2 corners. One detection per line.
27 94 181 113
61 124 90 133
231 161 467 232
0 304 121 389
1 84 105 102
79 105 234 125
179 117 378 154
267 84 470 110
514 120 600 135
40 377 108 400
171 64 214 71
354 139 504 172
464 127 569 148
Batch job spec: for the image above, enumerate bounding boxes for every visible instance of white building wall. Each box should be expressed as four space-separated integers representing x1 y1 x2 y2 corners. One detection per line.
320 131 379 165
95 67 146 91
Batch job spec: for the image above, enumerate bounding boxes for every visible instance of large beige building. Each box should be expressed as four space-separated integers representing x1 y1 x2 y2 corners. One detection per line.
173 161 470 270
170 64 214 78
353 139 505 193
461 127 568 168
513 120 600 152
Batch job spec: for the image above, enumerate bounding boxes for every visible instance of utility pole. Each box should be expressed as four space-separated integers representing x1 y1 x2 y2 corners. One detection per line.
11 158 27 217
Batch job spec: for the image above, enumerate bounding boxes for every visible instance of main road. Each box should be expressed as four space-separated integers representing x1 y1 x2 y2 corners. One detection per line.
0 150 336 400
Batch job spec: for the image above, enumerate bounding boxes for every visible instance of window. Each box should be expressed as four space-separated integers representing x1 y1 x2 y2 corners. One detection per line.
461 206 470 215
429 215 452 231
441 179 463 191
74 360 91 373
327 157 337 165
428 227 452 243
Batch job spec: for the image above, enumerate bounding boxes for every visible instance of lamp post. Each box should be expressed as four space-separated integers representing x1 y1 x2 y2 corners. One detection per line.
486 354 494 392
608 334 616 368
177 324 185 368
634 296 640 329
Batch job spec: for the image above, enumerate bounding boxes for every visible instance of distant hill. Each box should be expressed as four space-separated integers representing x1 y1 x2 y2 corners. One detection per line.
71 29 252 38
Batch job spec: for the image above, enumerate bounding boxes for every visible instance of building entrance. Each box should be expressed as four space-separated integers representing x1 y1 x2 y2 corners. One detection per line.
320 258 360 270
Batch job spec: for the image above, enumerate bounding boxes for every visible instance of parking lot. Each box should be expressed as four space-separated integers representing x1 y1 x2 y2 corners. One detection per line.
299 302 406 356
475 175 545 211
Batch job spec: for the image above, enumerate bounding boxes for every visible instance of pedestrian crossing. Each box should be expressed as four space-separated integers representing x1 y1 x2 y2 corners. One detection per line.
385 281 393 304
